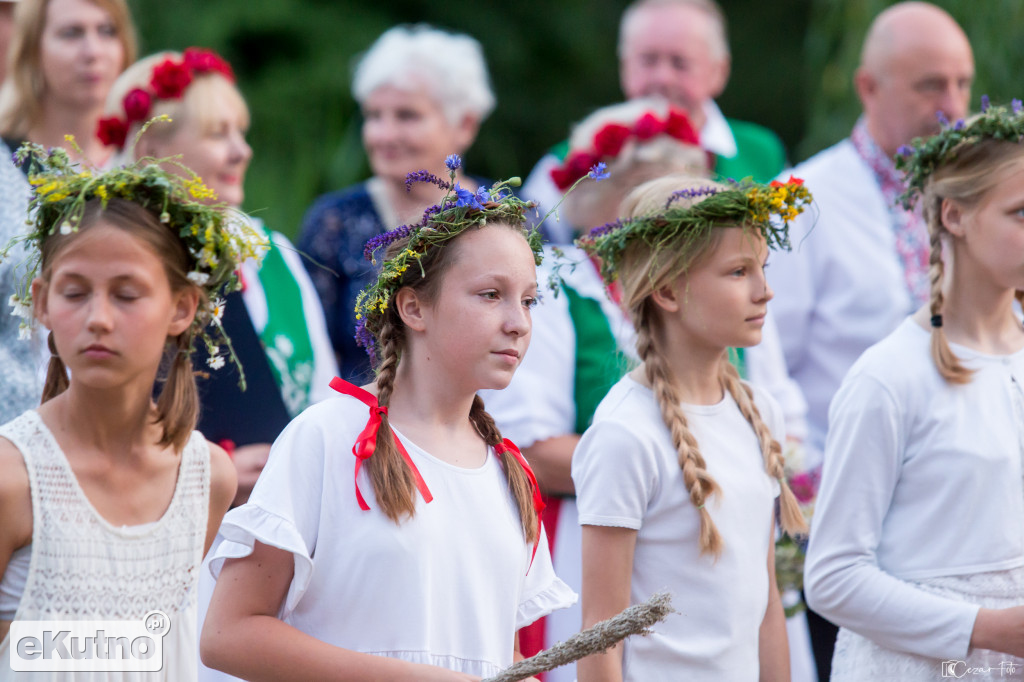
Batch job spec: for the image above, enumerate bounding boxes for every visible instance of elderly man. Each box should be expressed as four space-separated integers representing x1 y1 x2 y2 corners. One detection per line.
768 2 973 678
524 0 786 242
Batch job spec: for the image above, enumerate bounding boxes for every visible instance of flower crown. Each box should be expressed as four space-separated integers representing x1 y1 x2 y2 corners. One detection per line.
550 107 700 190
354 155 608 362
2 134 268 385
97 48 235 149
577 176 812 284
895 96 1024 210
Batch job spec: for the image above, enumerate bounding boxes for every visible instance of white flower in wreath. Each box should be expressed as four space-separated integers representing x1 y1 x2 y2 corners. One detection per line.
207 354 226 370
9 294 33 320
187 271 210 286
210 297 226 323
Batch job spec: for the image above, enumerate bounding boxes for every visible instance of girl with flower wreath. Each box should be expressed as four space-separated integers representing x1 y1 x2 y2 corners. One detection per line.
482 98 812 681
804 99 1024 680
0 145 253 680
201 160 575 682
100 48 338 507
571 173 810 681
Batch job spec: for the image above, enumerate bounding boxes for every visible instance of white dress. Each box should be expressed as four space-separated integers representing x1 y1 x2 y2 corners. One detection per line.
573 375 783 681
205 391 576 679
0 410 210 681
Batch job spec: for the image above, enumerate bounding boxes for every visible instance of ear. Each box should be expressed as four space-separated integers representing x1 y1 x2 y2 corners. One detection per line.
30 278 51 330
940 197 968 237
709 54 731 99
853 67 876 109
168 287 200 337
453 113 481 154
650 281 682 313
394 287 428 333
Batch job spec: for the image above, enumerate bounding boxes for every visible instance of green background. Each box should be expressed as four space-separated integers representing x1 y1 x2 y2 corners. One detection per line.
129 0 1024 239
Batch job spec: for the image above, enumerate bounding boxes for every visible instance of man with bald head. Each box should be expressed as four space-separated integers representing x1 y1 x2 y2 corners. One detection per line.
523 0 786 242
767 3 973 677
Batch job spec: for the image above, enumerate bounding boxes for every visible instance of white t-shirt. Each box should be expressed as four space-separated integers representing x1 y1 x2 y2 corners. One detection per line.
573 375 783 681
805 317 1024 659
206 394 576 679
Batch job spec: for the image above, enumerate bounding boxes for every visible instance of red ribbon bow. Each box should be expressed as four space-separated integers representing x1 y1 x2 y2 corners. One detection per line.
329 377 433 511
494 438 546 567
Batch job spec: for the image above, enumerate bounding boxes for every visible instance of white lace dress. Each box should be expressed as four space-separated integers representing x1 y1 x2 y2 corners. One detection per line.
0 411 210 681
831 375 1024 681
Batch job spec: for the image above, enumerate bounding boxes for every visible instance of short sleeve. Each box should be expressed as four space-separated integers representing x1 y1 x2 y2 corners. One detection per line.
573 419 659 530
516 528 578 629
208 405 330 617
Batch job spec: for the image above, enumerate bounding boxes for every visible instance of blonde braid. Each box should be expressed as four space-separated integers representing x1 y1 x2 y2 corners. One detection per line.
718 361 808 536
366 316 418 522
635 303 723 556
470 395 539 544
925 205 972 384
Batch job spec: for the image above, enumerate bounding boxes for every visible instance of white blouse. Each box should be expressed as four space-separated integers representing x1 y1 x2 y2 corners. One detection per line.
207 393 575 679
805 318 1024 659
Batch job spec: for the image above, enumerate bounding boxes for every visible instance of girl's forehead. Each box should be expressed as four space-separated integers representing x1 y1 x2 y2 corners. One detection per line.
49 224 163 275
444 227 537 278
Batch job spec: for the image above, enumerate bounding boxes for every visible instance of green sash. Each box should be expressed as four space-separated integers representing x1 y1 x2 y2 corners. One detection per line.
254 225 316 417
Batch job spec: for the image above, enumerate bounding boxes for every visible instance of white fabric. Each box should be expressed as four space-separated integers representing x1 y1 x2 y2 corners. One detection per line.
203 394 575 680
769 140 913 452
805 318 1024 661
0 411 210 681
238 221 338 405
573 375 784 681
520 100 739 245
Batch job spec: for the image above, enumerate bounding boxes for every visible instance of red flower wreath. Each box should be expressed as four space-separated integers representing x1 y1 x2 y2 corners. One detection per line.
96 47 236 149
550 106 702 190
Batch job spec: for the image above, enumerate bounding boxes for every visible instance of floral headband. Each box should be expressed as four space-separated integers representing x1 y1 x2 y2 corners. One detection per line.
550 107 700 190
97 48 235 149
2 136 268 385
577 176 812 284
895 96 1024 210
354 154 607 363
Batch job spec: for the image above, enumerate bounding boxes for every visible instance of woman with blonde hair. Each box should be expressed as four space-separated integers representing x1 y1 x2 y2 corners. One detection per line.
100 48 338 508
572 173 810 680
0 0 135 166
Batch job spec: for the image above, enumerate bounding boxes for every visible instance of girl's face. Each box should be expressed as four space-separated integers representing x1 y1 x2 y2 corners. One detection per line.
39 0 124 110
362 85 475 186
661 227 773 352
416 226 538 393
950 164 1024 292
148 84 252 208
33 222 197 391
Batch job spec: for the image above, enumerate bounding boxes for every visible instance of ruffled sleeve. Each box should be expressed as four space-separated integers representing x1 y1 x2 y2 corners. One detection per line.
516 527 577 629
207 399 336 619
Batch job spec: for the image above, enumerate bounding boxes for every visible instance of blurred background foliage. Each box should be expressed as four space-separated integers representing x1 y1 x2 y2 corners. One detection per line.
129 0 1024 239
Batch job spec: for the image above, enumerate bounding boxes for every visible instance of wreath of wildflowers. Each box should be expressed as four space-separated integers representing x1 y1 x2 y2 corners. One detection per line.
2 126 268 386
895 96 1024 210
354 154 608 362
576 176 812 284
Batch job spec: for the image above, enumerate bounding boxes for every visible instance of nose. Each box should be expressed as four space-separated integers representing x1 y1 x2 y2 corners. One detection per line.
754 271 773 303
504 301 531 338
230 130 252 165
937 82 970 122
86 295 114 334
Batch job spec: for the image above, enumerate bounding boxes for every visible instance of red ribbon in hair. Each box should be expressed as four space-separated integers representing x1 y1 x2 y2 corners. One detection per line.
329 377 433 511
494 438 546 567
